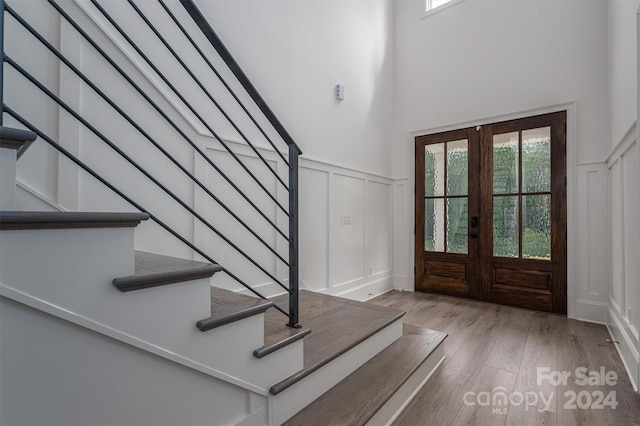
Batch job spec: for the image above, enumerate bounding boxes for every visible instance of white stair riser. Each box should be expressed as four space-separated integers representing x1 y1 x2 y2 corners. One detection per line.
0 227 135 296
0 298 266 426
269 318 403 426
0 227 304 390
0 148 17 209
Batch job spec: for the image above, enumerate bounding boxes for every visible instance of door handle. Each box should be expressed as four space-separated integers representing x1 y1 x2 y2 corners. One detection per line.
469 231 479 238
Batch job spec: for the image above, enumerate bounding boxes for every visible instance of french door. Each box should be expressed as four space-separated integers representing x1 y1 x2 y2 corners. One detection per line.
414 111 567 314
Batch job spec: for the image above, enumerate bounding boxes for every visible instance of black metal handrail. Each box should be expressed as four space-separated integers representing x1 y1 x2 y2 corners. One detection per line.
2 0 301 327
180 0 302 156
180 0 302 327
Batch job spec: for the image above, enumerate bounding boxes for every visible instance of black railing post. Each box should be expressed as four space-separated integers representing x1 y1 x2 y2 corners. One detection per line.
288 144 301 328
1 0 5 126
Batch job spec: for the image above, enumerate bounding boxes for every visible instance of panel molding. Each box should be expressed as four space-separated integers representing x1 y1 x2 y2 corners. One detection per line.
575 163 609 307
607 121 637 166
607 117 639 392
608 304 640 392
192 138 397 300
300 157 394 297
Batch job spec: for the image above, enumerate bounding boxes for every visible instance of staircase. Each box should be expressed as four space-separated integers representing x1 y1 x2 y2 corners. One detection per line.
1 130 446 425
0 1 447 423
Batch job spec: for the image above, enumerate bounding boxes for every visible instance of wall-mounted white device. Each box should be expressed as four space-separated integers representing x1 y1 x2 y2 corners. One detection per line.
335 83 345 101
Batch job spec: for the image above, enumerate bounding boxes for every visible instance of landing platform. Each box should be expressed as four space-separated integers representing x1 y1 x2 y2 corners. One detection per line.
284 323 447 425
268 290 406 394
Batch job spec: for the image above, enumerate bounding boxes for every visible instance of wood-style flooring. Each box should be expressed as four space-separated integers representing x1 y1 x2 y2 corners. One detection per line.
368 290 640 426
269 290 405 394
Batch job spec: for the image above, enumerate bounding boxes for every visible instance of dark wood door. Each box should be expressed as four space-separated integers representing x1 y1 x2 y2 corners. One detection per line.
415 127 481 299
415 111 567 314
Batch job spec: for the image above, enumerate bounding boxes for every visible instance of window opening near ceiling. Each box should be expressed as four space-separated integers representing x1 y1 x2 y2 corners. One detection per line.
423 0 466 18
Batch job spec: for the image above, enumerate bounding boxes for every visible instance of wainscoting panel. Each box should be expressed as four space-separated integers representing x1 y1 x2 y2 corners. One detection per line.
392 180 411 290
298 158 395 299
199 146 282 294
331 173 366 287
299 167 330 292
191 141 398 299
622 141 639 337
607 123 639 391
574 162 609 322
610 159 624 312
367 181 392 276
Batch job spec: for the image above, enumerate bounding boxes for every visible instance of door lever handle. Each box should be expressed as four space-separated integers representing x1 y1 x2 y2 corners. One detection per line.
469 231 479 238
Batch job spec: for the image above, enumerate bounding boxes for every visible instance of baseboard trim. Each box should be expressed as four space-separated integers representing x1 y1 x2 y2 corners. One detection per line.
571 299 609 324
607 306 640 392
331 276 395 301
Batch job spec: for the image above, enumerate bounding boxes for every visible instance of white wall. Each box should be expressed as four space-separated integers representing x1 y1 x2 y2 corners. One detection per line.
606 0 640 392
192 0 398 297
6 0 398 299
392 0 611 315
608 0 638 148
193 0 395 178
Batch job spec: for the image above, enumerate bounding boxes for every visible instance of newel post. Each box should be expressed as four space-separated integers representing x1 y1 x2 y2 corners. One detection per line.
287 144 301 328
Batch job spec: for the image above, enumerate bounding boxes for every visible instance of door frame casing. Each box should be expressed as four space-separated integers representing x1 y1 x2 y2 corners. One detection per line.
410 102 578 316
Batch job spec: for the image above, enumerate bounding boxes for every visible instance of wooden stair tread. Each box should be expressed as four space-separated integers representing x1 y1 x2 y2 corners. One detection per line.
0 126 37 150
0 211 149 230
269 291 406 395
197 287 274 331
254 307 311 359
113 251 222 292
283 323 447 426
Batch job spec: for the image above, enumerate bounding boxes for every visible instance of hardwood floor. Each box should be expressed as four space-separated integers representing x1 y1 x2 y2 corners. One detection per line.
368 290 640 426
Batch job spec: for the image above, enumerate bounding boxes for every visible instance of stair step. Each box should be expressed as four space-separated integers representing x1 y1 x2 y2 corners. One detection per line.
0 211 149 230
197 287 274 332
254 307 311 359
113 251 222 292
269 291 405 395
283 323 447 426
0 126 37 150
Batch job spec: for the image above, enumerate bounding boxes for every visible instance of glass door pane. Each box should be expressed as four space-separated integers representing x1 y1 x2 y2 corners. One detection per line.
447 139 468 196
425 144 445 197
492 127 552 259
424 139 469 254
447 197 468 253
522 127 551 193
425 198 445 251
523 194 551 259
493 132 519 194
493 195 519 257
